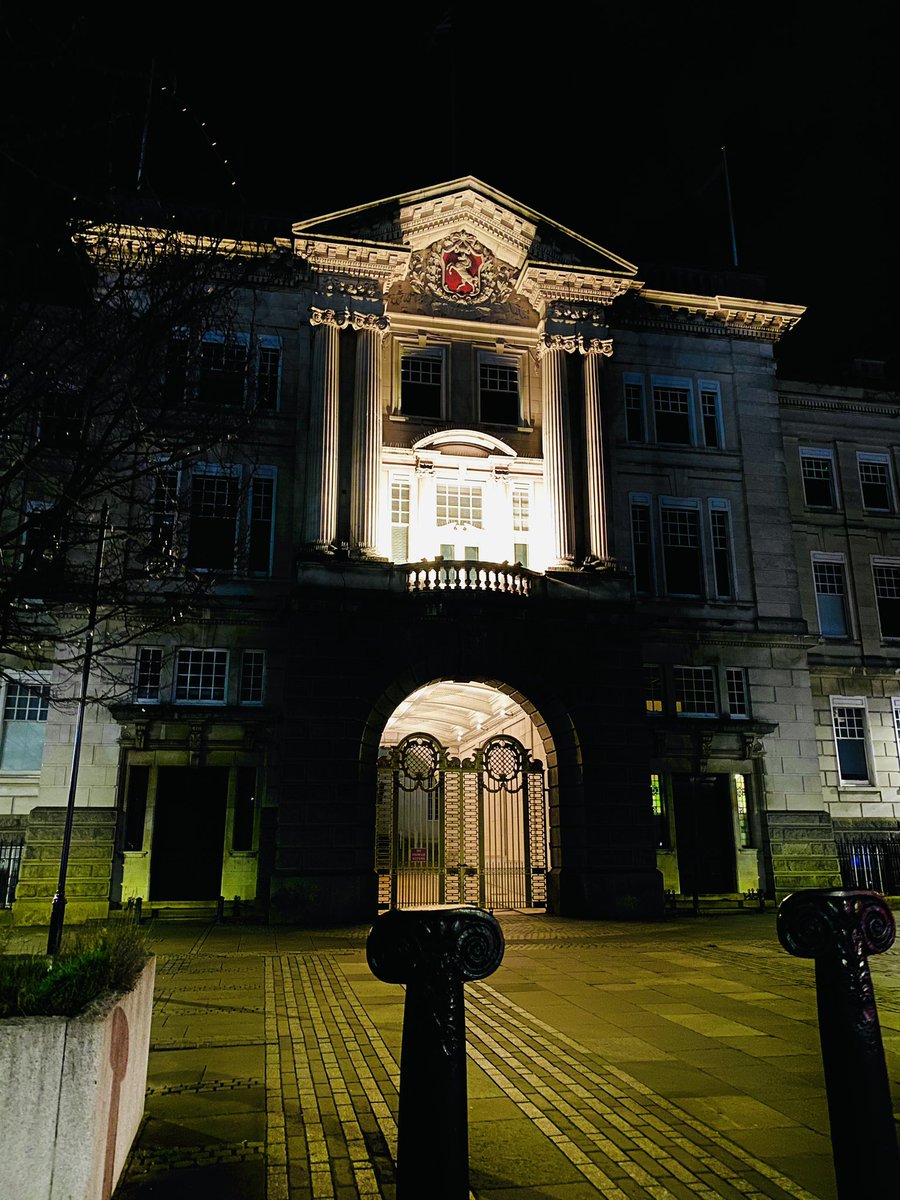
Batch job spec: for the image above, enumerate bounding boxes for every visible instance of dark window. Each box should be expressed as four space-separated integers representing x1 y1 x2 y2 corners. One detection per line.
674 667 716 716
859 458 892 512
188 472 238 570
710 509 734 599
726 667 749 717
700 388 722 448
631 502 652 593
653 386 691 444
813 559 849 637
625 381 645 442
248 476 275 574
873 561 900 638
479 361 519 425
164 334 190 404
661 507 702 596
150 466 180 556
233 766 256 850
198 336 248 406
39 391 81 450
401 354 442 418
239 650 265 704
256 341 281 410
801 453 836 508
832 704 869 782
645 664 663 714
123 767 149 851
134 647 162 702
174 649 228 703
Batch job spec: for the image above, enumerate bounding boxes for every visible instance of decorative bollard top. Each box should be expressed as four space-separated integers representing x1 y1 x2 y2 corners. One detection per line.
367 905 505 986
777 888 896 960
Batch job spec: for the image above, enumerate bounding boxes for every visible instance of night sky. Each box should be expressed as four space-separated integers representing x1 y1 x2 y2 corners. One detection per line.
2 7 892 379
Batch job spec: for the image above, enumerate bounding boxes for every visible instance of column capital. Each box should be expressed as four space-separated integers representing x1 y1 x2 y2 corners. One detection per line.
309 305 352 330
581 337 614 358
350 311 391 335
536 332 580 359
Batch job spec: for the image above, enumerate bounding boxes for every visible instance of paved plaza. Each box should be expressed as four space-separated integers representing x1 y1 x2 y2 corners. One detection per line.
13 910 900 1199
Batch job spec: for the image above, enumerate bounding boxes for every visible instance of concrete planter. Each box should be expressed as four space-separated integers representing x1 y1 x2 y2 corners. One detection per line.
0 956 155 1200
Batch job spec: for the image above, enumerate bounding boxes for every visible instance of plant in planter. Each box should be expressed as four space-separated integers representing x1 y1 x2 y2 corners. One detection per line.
0 924 155 1200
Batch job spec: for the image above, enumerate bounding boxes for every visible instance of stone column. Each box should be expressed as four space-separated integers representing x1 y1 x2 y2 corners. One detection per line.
305 308 346 550
582 337 614 561
350 313 390 557
539 334 577 568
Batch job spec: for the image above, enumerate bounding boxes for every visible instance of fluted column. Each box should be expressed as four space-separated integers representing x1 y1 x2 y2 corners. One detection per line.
539 335 577 568
350 313 390 556
582 337 614 561
305 308 345 550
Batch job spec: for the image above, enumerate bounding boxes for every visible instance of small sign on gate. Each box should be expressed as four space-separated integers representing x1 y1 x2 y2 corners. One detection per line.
410 847 427 863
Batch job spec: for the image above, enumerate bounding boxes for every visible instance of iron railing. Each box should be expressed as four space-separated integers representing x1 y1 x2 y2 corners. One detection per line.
836 836 900 895
406 560 534 596
0 837 24 908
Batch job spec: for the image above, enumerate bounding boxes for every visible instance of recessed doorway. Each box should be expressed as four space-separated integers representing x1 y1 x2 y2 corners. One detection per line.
150 766 228 900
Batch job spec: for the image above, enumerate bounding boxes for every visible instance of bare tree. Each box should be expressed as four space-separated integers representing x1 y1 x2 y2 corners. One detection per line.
0 220 290 700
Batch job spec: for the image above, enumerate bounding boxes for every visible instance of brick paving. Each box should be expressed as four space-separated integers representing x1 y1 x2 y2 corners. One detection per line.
73 912 899 1198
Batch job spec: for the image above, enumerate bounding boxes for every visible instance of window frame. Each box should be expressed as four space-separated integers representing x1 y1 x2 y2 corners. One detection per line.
623 373 646 443
174 648 229 706
725 667 749 719
651 375 695 446
659 497 704 598
395 343 448 421
812 552 851 639
858 452 894 513
134 647 163 704
708 498 736 600
800 447 839 510
872 556 900 640
247 467 277 577
239 649 267 706
630 494 654 595
698 379 724 449
476 350 522 427
673 665 717 718
254 334 283 412
197 331 251 407
0 673 51 773
830 695 873 786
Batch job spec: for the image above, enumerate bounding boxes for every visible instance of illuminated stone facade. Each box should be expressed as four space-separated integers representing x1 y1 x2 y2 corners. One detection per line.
9 178 897 923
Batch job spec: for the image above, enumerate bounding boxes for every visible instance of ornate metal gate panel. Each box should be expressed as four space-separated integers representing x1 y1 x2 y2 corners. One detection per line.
377 732 547 910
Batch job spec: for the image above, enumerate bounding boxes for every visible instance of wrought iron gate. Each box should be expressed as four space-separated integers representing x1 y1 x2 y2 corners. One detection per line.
376 732 548 910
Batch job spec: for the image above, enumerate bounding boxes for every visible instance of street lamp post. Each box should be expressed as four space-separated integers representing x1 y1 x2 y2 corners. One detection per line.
47 503 109 956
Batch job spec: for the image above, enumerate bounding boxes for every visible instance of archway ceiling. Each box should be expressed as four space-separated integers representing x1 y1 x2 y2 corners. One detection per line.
382 681 524 747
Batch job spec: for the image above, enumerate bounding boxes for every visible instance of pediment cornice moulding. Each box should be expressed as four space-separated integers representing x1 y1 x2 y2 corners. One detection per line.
637 289 805 339
397 189 537 265
291 235 411 291
517 264 642 315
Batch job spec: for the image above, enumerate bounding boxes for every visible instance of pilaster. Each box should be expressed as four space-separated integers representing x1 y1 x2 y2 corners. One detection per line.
304 308 345 551
350 312 390 557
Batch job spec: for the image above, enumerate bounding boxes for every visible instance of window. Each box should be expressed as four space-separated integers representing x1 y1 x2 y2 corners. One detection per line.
630 499 653 594
255 335 282 411
248 472 275 575
197 333 249 406
661 504 702 596
188 467 239 571
858 454 893 512
134 647 162 702
479 357 519 425
726 667 749 718
674 666 716 717
624 375 645 442
734 774 751 847
400 352 443 419
0 680 49 771
699 383 723 448
240 650 266 705
873 559 900 639
123 766 149 851
892 697 900 762
801 449 837 508
391 478 411 561
831 698 871 784
650 774 670 848
813 555 850 638
150 465 180 556
653 383 692 444
709 502 734 599
645 664 663 714
436 483 482 527
174 649 228 704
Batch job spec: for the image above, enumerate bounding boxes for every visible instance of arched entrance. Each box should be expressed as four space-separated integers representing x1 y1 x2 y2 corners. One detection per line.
375 682 550 911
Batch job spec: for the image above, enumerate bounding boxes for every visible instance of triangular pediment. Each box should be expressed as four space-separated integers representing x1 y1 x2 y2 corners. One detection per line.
292 177 637 276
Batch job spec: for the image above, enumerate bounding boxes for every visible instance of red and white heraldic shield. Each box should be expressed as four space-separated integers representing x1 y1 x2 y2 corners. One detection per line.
442 249 483 296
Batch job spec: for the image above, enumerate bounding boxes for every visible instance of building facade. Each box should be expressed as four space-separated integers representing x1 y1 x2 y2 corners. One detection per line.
3 177 895 925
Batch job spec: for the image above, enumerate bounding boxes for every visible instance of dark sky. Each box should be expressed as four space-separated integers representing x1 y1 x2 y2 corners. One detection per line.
2 6 892 379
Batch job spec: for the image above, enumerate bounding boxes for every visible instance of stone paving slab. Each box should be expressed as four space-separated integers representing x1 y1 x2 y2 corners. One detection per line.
8 912 897 1198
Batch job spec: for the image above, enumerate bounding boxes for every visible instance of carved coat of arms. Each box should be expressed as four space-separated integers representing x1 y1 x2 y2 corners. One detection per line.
408 233 515 308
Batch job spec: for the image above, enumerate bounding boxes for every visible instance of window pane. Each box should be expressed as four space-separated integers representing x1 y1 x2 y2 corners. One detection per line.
240 650 265 704
674 667 716 715
249 476 274 574
512 488 529 532
625 382 644 442
814 561 848 637
189 473 238 570
198 337 247 406
735 774 751 847
802 455 835 507
479 362 519 425
833 705 868 782
711 510 733 599
175 650 228 702
1 683 49 771
873 562 900 638
650 773 669 847
726 667 748 717
700 389 721 448
135 647 162 702
513 542 529 568
661 508 701 595
401 355 442 418
123 766 149 851
256 344 281 410
436 484 482 527
654 387 691 444
631 503 652 594
645 664 663 713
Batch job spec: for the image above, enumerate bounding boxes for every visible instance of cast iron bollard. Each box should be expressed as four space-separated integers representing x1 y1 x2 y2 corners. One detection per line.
367 906 505 1200
777 888 899 1198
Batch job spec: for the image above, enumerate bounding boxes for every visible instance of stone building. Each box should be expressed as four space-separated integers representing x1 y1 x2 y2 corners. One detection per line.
4 177 893 925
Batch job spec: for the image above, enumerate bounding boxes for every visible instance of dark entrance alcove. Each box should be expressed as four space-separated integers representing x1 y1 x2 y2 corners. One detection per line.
673 773 736 893
150 766 227 900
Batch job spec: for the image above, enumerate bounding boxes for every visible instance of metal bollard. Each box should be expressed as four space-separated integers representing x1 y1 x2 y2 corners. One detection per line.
367 906 505 1200
777 888 899 1199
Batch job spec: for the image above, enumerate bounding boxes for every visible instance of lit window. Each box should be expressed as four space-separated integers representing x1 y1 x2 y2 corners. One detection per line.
400 352 443 419
239 650 266 705
436 483 482 528
734 774 751 847
699 383 723 448
726 667 749 718
134 648 162 703
858 454 893 512
1 680 50 771
801 449 837 508
873 559 900 639
479 359 519 425
674 666 716 717
645 664 663 714
831 699 870 784
391 479 411 562
650 774 669 848
813 556 849 638
174 649 228 704
661 505 702 596
624 376 645 442
512 486 530 532
653 384 692 444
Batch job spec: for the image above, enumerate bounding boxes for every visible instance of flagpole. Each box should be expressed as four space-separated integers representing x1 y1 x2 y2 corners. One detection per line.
721 145 739 268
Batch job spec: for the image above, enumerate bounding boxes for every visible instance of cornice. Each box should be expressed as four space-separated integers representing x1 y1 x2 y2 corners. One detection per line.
779 394 900 416
398 188 536 263
626 290 805 342
292 235 411 289
517 264 640 315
